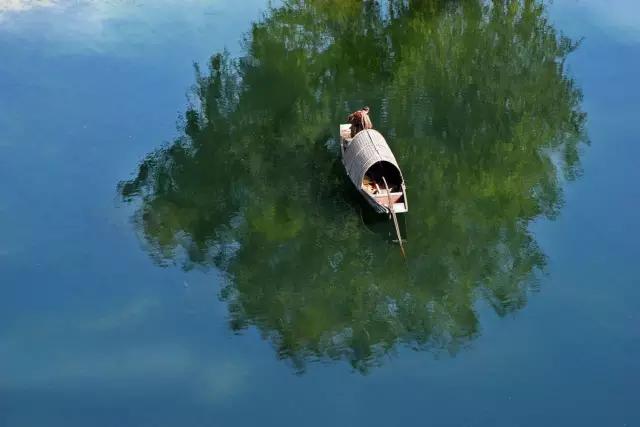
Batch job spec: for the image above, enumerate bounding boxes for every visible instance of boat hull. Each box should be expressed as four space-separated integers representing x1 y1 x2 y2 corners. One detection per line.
339 125 408 214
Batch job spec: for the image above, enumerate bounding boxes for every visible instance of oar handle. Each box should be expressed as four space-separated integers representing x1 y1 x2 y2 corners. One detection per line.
382 176 406 258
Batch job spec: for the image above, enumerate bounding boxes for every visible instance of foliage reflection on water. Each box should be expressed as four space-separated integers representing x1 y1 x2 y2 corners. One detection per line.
119 0 587 373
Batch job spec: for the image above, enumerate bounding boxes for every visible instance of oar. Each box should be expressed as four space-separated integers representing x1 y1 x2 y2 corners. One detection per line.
382 176 406 258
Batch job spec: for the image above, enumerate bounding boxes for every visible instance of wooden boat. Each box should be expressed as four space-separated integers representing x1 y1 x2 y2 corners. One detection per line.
339 124 408 215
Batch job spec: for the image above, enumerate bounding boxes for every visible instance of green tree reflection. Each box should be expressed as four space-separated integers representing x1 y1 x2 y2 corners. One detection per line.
119 0 586 373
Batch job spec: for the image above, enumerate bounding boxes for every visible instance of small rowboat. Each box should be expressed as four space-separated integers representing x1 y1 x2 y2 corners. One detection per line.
339 125 408 215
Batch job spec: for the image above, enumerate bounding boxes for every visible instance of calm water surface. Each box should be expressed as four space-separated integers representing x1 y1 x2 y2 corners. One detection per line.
1 1 638 426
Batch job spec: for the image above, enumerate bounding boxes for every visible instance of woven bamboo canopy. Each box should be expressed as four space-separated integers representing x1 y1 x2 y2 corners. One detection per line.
342 129 403 188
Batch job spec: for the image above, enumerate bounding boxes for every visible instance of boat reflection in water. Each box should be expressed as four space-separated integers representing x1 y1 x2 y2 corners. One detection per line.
119 0 587 373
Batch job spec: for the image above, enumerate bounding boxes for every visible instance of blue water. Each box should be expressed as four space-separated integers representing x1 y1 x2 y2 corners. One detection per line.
1 1 638 426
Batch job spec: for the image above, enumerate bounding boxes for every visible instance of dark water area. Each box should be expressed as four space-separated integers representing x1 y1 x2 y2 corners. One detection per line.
1 1 638 426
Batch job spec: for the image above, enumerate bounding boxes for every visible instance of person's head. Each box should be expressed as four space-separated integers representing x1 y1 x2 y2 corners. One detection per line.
363 106 370 112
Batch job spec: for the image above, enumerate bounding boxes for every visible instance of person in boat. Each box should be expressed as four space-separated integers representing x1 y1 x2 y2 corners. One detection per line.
347 106 373 138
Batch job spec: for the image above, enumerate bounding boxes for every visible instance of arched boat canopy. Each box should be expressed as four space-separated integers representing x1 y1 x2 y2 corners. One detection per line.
343 129 403 188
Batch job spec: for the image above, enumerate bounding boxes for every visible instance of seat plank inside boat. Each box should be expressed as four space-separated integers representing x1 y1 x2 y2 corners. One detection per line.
374 192 403 207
